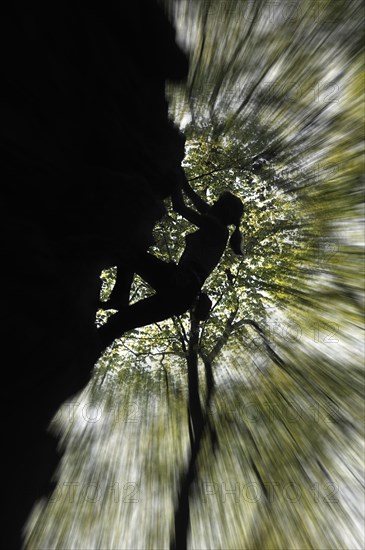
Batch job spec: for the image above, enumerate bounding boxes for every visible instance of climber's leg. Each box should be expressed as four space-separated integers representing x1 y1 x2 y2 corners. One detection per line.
103 266 134 309
135 252 177 291
98 276 200 349
102 254 175 310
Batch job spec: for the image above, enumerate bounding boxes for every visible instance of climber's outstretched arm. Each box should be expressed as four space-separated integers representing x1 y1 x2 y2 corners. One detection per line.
171 185 204 227
171 168 209 225
180 171 209 214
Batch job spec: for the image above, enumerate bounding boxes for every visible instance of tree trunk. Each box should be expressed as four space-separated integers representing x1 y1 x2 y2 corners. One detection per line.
170 313 207 550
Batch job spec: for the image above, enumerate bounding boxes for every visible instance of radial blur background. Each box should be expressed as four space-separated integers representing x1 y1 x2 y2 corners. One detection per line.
26 1 364 549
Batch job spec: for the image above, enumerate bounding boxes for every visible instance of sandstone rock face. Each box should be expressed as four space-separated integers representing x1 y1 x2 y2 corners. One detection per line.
1 2 188 546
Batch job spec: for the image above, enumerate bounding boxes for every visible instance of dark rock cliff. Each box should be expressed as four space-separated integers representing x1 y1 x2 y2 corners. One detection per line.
1 2 188 547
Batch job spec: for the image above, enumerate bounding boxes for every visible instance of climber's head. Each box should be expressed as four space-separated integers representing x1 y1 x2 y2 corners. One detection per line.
209 192 244 255
210 191 243 225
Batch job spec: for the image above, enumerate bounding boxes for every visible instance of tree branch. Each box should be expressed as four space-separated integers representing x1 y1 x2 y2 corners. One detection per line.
206 307 239 363
187 161 249 182
172 316 188 355
231 318 285 369
119 342 139 358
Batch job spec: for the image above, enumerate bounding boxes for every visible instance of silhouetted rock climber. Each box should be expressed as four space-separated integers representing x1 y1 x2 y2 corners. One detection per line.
102 167 225 310
99 191 244 350
102 167 208 307
100 167 205 309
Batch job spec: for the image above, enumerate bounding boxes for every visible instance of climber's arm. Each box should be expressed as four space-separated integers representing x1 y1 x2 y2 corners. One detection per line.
180 171 209 214
171 185 204 227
